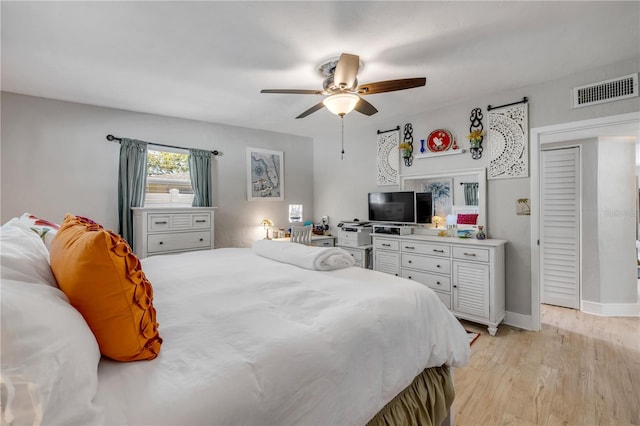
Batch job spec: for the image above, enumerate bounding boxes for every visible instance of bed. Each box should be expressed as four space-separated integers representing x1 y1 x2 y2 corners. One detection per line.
1 214 470 426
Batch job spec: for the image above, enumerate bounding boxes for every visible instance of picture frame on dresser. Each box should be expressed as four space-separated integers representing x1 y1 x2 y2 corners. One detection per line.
246 147 284 201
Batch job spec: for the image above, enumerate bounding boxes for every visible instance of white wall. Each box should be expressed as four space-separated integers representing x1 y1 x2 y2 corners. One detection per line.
0 92 314 248
314 56 640 317
597 137 637 303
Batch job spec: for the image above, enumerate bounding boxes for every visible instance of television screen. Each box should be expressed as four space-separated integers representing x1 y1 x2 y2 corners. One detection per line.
368 191 416 224
415 192 433 224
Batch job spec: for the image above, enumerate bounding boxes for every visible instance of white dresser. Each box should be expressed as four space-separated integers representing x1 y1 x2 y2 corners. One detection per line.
372 234 506 336
132 207 216 258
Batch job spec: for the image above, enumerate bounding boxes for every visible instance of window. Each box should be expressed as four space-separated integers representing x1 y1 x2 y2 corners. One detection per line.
144 148 194 207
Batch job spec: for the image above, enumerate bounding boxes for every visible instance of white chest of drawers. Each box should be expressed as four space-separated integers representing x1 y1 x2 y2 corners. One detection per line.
132 207 216 258
373 234 506 336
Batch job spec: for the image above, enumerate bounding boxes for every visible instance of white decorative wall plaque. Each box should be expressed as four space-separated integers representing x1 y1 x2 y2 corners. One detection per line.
376 129 400 185
488 103 529 179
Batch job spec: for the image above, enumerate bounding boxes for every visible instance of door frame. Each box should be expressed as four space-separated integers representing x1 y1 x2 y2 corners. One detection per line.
530 111 640 331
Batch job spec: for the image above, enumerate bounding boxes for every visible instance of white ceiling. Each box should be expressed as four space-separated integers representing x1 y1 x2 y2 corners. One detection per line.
2 1 639 138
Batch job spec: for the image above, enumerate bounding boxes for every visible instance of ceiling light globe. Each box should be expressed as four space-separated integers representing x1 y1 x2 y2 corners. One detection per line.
323 93 359 116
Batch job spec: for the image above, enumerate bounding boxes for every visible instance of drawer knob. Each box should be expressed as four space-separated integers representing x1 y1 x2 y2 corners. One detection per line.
382 243 391 247
199 238 204 242
195 220 206 223
408 276 412 279
436 281 441 285
155 221 167 225
436 265 441 268
159 241 163 245
405 246 415 250
453 285 457 288
464 252 477 257
408 260 412 264
433 249 444 253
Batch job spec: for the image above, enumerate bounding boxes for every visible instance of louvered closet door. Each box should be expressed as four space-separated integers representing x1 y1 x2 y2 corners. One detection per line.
541 147 580 309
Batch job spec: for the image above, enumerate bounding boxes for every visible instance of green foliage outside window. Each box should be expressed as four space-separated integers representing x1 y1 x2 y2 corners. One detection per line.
147 150 189 175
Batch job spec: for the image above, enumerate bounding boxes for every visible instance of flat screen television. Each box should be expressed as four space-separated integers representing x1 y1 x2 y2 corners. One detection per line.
368 191 416 224
415 192 433 224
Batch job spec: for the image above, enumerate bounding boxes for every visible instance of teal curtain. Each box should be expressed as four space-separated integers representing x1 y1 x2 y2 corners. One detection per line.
189 148 212 207
464 183 479 206
118 139 148 248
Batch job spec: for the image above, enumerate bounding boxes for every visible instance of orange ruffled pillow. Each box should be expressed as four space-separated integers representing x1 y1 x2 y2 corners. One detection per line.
50 214 162 361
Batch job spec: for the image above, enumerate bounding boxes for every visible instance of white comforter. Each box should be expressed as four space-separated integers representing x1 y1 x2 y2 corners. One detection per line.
95 248 469 426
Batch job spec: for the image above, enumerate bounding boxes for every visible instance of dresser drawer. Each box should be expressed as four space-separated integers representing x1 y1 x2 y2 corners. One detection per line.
401 269 451 292
147 231 211 253
148 215 171 231
401 241 450 257
453 246 489 262
402 253 451 274
374 239 400 251
191 214 211 229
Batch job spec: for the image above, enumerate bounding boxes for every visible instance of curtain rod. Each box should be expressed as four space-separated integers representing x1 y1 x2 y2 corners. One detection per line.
106 134 219 156
460 182 479 186
377 125 400 134
487 97 528 111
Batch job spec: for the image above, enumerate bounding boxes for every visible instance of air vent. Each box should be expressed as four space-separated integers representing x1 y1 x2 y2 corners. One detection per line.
572 73 638 108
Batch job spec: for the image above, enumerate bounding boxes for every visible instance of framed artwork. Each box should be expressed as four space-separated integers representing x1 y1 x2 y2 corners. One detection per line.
246 147 284 201
424 178 453 218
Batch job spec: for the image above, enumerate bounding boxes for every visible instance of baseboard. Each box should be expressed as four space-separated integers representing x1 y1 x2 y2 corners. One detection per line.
581 300 640 317
503 311 534 331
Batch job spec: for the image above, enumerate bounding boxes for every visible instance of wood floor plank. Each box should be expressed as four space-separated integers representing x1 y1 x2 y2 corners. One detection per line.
454 304 640 426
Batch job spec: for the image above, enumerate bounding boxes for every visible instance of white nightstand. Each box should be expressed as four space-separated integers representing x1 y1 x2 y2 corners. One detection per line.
337 244 372 269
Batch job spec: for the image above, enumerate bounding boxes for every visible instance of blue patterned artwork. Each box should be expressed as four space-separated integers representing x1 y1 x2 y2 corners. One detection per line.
247 147 284 201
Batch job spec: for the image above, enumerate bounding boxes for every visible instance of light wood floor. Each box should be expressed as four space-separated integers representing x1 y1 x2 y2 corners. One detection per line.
453 305 640 426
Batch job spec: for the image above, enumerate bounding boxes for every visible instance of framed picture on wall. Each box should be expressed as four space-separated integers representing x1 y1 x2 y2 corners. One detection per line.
246 147 284 201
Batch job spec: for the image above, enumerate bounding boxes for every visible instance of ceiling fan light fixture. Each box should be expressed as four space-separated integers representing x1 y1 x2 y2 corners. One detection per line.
323 93 359 116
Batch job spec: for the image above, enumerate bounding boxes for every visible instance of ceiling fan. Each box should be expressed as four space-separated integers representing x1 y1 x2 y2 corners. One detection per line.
260 53 426 119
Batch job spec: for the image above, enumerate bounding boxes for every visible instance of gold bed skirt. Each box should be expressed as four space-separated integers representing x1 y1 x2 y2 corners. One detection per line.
366 366 454 426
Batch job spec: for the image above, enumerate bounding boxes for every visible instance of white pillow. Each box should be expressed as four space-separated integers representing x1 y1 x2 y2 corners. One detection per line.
1 279 103 425
0 218 57 287
18 213 60 251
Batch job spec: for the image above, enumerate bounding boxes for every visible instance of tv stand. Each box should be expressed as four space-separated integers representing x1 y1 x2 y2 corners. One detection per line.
372 224 412 235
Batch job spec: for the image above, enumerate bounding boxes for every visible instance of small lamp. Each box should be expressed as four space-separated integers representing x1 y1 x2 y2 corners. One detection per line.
432 215 444 228
260 219 273 240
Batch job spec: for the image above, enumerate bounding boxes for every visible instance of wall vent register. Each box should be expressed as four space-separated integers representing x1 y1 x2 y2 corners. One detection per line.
572 73 638 108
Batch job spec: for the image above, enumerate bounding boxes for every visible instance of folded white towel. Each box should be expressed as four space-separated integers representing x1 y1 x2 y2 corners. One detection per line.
252 240 355 271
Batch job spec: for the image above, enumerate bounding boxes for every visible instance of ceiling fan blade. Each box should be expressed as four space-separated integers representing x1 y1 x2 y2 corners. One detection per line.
334 53 360 89
357 77 426 95
354 98 378 116
261 89 323 95
295 102 325 119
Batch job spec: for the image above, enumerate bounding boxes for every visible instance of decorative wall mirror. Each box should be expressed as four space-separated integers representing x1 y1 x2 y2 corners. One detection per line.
401 168 487 229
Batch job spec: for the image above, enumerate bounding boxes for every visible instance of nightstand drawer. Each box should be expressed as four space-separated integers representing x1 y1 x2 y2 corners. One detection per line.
147 231 211 253
453 247 489 262
402 253 450 274
310 237 335 247
341 247 363 261
401 269 451 292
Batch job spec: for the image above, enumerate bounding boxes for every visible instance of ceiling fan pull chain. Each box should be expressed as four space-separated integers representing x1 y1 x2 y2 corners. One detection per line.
341 115 345 160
